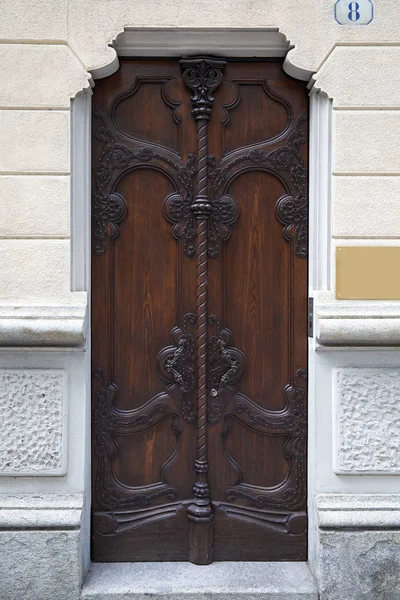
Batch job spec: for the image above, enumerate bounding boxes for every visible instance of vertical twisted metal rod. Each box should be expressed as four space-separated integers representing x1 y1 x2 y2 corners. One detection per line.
180 56 226 565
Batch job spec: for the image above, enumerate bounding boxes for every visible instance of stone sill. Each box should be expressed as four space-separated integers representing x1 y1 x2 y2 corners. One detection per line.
0 302 87 349
82 562 317 600
317 494 400 530
0 494 84 529
316 303 400 347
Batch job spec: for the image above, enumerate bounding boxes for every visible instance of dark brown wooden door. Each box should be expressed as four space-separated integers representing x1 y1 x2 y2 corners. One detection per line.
91 58 308 564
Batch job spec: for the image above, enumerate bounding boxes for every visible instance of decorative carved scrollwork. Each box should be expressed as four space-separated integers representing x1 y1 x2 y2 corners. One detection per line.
210 114 308 258
95 502 185 535
225 369 307 511
157 313 197 423
215 503 307 536
204 160 240 258
93 111 196 255
162 153 197 257
207 315 246 423
93 368 178 511
93 192 127 255
248 115 308 258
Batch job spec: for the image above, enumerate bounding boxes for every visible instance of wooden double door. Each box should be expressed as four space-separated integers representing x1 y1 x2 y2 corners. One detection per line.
91 57 308 564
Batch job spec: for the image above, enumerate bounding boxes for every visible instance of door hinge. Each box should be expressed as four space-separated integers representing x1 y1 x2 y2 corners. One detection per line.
308 297 314 338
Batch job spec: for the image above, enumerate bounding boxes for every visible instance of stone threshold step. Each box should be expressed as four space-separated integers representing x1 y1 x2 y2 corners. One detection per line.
81 562 318 600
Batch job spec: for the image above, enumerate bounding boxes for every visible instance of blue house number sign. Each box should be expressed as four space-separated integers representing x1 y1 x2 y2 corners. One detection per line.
335 0 374 25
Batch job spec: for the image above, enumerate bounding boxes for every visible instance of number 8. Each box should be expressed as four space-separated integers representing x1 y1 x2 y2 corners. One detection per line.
348 1 360 21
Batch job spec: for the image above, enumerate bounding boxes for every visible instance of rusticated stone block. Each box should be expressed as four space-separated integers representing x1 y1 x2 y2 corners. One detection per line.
335 368 400 473
0 369 66 475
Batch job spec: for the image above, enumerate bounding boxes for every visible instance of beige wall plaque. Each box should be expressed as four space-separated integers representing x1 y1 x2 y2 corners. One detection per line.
336 247 400 300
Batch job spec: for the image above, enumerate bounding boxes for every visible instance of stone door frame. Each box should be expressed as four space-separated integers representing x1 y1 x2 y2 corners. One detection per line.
69 26 332 574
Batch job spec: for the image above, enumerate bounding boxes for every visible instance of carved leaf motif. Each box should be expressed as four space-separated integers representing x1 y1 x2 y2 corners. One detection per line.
275 193 307 259
207 158 240 258
213 114 308 258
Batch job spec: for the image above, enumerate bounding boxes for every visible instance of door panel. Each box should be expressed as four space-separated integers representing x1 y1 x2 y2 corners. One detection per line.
91 58 308 563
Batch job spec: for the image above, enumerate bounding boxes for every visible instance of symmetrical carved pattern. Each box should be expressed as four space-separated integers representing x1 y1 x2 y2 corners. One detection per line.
109 76 183 130
93 111 195 255
92 58 309 561
207 315 246 423
157 313 196 423
221 79 293 144
225 369 308 511
181 57 226 121
180 57 226 563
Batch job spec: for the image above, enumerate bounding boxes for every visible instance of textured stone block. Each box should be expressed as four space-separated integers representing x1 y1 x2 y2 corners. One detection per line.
0 239 71 300
0 176 69 237
0 529 81 600
334 368 400 473
333 176 400 238
0 369 66 475
333 111 400 174
318 530 400 600
0 111 69 173
0 45 89 108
